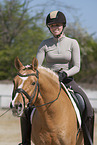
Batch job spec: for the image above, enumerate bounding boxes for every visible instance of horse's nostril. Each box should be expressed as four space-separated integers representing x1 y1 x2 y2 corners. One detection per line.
19 103 22 108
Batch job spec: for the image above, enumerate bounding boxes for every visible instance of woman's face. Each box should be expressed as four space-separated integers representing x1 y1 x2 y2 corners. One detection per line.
48 23 63 37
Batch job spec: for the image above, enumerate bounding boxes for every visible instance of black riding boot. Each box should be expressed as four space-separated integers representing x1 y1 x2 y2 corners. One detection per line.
18 108 32 145
82 112 94 145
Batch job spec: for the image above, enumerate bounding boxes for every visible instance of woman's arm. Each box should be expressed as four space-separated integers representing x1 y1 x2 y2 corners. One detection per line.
65 39 80 77
36 41 46 66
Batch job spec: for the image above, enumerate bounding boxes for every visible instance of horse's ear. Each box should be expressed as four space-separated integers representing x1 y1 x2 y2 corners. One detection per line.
14 57 24 70
32 57 38 71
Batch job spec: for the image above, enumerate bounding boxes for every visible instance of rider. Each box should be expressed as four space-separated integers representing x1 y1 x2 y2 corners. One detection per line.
19 11 94 145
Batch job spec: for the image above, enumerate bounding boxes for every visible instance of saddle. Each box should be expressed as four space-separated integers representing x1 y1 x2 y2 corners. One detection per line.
69 90 85 117
61 82 85 127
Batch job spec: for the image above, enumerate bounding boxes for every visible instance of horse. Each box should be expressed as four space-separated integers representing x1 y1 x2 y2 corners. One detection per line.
10 57 84 145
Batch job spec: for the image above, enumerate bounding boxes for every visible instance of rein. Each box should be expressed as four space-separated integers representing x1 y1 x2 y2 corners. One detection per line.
14 69 61 109
0 108 11 117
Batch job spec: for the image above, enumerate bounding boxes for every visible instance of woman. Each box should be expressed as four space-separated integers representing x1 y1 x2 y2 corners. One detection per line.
19 11 94 145
37 10 94 145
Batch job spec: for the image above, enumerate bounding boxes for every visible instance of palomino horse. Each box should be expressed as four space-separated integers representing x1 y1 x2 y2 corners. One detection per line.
10 57 84 145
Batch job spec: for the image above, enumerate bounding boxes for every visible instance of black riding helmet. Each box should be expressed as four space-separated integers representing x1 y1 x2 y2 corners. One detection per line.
46 11 66 38
46 11 66 27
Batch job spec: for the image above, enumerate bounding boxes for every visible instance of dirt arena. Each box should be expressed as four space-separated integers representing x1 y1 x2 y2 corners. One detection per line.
0 109 97 145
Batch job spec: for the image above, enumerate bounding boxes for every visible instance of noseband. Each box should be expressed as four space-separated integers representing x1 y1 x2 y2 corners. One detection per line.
13 69 61 109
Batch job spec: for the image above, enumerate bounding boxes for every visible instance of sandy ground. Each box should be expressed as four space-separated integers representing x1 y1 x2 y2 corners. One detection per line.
0 109 21 145
0 109 97 145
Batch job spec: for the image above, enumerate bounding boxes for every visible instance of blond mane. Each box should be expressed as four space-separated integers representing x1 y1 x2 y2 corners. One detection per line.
38 66 59 84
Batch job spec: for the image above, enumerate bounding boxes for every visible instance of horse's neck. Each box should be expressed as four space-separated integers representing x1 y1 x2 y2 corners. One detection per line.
38 69 60 108
35 69 69 128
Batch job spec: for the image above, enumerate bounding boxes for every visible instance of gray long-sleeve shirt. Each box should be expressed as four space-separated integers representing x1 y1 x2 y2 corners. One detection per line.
36 35 80 77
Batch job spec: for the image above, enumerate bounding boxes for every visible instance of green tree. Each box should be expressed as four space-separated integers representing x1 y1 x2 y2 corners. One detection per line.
0 0 47 80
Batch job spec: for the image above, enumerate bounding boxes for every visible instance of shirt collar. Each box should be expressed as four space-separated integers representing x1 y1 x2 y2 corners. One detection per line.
53 34 66 42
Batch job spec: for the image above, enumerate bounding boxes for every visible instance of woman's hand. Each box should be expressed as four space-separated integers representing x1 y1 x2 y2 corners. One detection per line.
58 71 67 82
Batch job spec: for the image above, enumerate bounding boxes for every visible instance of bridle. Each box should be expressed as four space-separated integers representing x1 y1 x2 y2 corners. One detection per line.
12 69 61 109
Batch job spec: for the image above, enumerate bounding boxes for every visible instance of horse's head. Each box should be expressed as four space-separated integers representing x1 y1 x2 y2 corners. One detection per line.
10 57 39 117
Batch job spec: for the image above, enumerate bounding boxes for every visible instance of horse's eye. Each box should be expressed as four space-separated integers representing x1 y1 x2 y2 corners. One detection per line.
32 82 35 85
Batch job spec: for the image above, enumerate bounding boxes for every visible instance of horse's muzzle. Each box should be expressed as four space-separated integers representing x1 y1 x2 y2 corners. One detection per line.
10 102 23 117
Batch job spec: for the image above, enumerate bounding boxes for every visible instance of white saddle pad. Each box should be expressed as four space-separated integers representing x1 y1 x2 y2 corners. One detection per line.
61 82 81 127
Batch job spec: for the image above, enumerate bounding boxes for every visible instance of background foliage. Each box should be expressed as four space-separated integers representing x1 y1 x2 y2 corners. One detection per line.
0 0 97 83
